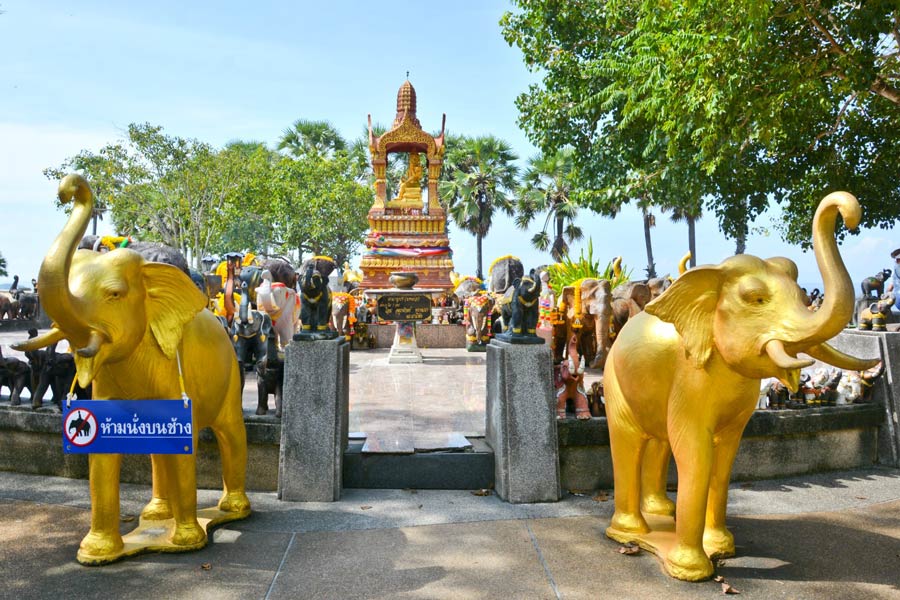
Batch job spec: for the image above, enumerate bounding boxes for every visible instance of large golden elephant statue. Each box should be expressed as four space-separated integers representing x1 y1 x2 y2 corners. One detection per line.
15 174 250 564
603 192 879 581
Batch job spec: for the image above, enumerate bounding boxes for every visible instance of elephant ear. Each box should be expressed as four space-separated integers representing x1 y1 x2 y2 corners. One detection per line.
143 263 207 359
644 265 724 368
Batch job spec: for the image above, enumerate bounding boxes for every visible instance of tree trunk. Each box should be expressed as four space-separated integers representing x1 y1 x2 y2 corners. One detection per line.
552 212 565 260
688 216 697 267
734 228 746 255
642 206 656 279
476 233 484 281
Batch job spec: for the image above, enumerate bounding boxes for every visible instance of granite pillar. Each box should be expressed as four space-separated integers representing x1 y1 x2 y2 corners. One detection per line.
486 338 560 503
278 337 349 501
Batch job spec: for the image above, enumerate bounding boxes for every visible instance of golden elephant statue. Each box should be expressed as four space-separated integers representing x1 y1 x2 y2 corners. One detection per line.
15 174 250 565
603 192 879 581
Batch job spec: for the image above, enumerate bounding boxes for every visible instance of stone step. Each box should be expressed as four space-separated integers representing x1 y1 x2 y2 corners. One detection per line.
343 438 494 490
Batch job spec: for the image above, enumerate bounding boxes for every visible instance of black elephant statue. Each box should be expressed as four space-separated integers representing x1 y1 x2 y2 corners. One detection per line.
24 330 90 409
295 257 338 341
231 282 273 393
15 291 38 320
257 333 284 417
496 269 543 344
0 346 31 405
861 269 892 299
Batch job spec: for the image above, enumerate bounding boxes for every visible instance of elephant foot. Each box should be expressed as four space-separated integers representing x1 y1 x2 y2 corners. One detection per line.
141 497 173 521
641 493 675 517
31 398 42 410
218 491 251 514
10 396 21 406
665 543 715 582
609 510 650 535
575 408 592 420
255 405 268 416
703 526 735 559
78 530 124 562
170 520 206 547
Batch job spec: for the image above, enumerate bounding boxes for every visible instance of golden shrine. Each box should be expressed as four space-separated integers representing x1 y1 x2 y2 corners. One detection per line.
359 80 455 290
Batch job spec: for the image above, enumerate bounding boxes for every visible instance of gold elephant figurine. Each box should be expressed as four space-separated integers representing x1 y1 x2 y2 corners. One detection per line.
15 174 250 565
603 191 880 581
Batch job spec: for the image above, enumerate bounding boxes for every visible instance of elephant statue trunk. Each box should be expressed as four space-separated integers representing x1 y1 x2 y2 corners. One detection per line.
35 175 96 352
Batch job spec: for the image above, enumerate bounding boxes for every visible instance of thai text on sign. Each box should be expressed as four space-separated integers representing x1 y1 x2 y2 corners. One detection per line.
377 293 433 321
63 399 194 454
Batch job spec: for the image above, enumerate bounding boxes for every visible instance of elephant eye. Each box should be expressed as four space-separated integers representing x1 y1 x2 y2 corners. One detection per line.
738 278 769 305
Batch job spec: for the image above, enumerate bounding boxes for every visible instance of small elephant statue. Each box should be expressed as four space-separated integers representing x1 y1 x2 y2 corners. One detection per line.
463 292 494 351
0 346 31 406
295 257 338 341
496 269 542 344
860 269 892 299
603 191 879 581
858 294 895 331
257 332 284 417
231 282 273 396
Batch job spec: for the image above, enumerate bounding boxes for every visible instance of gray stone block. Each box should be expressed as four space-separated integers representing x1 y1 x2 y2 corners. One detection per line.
828 330 900 467
485 339 560 503
278 337 349 502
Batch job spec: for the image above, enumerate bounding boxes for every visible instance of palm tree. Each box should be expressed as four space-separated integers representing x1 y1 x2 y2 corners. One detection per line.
514 148 583 261
668 199 702 268
440 135 519 280
638 193 657 279
0 251 7 278
278 119 347 159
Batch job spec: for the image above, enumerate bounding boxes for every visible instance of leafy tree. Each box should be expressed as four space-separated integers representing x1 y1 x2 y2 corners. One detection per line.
501 0 900 250
270 154 372 265
0 251 7 278
514 148 583 261
278 119 347 160
440 135 519 280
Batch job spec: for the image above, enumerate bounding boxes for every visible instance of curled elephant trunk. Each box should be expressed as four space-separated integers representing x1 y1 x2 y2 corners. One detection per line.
38 175 95 349
786 192 861 351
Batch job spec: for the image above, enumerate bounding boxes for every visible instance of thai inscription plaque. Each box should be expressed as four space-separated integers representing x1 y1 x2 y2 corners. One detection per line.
377 294 432 321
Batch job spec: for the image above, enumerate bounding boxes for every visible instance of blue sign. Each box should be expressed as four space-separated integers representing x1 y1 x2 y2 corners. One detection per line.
63 399 194 455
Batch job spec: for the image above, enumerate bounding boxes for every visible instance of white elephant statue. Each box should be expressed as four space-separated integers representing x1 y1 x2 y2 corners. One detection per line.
255 270 300 349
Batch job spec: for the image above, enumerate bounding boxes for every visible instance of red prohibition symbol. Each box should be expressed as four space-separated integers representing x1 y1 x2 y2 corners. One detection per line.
64 408 98 447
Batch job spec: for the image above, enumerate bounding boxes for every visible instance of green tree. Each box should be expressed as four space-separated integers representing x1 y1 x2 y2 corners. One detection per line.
0 251 8 278
278 119 347 160
514 148 583 261
502 0 900 249
668 200 703 268
440 135 519 280
270 154 372 265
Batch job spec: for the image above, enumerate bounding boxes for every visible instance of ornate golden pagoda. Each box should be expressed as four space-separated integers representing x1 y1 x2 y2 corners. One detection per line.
359 80 455 291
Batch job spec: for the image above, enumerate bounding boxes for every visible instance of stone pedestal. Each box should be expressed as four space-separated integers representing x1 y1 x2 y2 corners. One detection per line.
825 330 900 467
486 339 560 503
278 337 349 502
389 321 423 364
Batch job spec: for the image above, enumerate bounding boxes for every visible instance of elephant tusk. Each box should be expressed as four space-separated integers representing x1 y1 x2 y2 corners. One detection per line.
765 339 814 371
11 327 66 351
76 329 107 358
804 342 881 371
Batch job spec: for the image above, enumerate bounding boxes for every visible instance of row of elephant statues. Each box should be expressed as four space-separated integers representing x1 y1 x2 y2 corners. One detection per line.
0 328 91 409
0 275 39 320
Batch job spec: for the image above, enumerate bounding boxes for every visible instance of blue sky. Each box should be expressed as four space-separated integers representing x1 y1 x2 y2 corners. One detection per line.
1 0 897 291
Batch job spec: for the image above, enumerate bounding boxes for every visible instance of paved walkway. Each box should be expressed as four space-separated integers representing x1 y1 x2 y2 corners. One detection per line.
0 468 898 599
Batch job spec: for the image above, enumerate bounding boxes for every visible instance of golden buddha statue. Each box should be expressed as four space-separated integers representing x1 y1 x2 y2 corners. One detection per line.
388 152 424 209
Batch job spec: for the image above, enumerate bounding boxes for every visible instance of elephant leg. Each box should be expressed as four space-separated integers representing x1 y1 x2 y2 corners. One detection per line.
79 453 124 560
158 453 205 547
640 438 675 516
604 368 650 535
140 454 173 520
212 375 251 514
666 424 715 581
703 427 744 559
256 363 269 415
